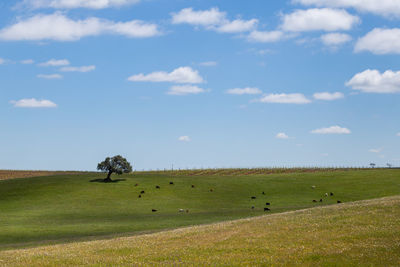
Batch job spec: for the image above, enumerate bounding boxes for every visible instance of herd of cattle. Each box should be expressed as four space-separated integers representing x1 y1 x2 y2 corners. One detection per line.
134 182 342 213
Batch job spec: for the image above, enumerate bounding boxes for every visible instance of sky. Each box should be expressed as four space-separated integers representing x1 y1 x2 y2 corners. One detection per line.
1 0 399 171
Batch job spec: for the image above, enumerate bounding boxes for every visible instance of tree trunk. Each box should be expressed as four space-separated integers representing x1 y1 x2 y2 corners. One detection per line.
104 171 113 182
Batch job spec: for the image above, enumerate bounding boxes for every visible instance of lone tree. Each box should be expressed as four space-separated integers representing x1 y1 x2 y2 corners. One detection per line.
97 155 132 182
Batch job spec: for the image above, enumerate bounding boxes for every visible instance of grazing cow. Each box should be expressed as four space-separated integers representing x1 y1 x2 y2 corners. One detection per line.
337 200 342 203
330 192 334 196
156 185 160 189
141 190 145 194
251 206 255 210
186 209 189 213
191 185 195 188
266 202 270 206
179 209 184 212
264 208 270 211
210 189 214 192
311 185 316 189
170 182 174 185
312 199 317 203
138 195 141 198
262 191 265 195
152 209 157 212
135 184 139 187
251 196 257 199
325 193 328 197
320 199 323 202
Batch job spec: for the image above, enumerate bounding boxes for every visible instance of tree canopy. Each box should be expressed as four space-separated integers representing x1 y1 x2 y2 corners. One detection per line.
97 155 132 181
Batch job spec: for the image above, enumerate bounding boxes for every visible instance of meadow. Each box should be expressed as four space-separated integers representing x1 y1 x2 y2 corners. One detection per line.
0 168 399 251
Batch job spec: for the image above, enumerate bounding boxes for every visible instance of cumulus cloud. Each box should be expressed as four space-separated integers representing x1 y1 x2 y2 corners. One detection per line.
313 92 344 100
171 7 257 33
128 66 204 84
167 85 206 95
281 8 360 32
39 58 70 66
20 0 140 9
321 32 352 46
311 126 351 134
226 87 262 95
178 136 191 142
257 93 312 104
37 74 63 79
293 0 400 18
10 98 57 108
355 28 400 54
276 132 289 139
346 69 400 93
0 13 160 41
21 59 34 64
60 65 95 72
247 30 285 43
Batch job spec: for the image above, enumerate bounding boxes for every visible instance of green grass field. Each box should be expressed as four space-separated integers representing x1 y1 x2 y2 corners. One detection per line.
0 169 399 250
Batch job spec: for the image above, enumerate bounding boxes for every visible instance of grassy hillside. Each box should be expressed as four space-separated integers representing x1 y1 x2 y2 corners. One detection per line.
1 196 399 266
0 169 399 249
0 170 86 181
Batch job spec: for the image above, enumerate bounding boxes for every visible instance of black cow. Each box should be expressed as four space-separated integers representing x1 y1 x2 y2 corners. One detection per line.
191 185 195 188
262 191 265 195
266 202 270 206
156 185 160 189
210 189 214 192
135 184 139 187
138 195 141 198
264 208 270 211
251 206 255 210
320 199 323 202
312 199 317 203
251 196 257 199
141 190 145 194
152 209 157 212
337 200 342 203
330 192 334 196
170 182 174 185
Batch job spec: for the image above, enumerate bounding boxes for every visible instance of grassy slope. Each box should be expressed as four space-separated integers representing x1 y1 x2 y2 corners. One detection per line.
1 196 399 266
0 169 399 249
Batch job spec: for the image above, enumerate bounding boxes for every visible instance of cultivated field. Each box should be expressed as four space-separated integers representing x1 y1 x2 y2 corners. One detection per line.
0 170 85 181
1 196 399 266
0 169 399 251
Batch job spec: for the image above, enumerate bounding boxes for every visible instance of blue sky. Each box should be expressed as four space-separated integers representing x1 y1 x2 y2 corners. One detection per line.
1 0 399 170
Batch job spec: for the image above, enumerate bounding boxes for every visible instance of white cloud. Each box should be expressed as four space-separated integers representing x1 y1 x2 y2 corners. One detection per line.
39 58 70 66
10 98 57 108
247 30 285 43
0 58 4 64
321 33 352 46
128 66 204 84
21 59 34 64
60 65 95 72
178 136 191 142
369 148 383 153
226 87 262 95
281 8 360 32
21 0 140 9
355 28 400 55
257 93 312 104
0 13 160 41
311 126 351 134
37 74 63 79
397 132 400 136
167 85 206 95
172 7 257 33
313 92 344 100
293 0 400 18
199 61 217 67
276 132 289 139
216 19 258 33
346 69 400 93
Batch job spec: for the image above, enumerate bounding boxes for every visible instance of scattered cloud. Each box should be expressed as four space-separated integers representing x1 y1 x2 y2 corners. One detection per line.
39 58 70 67
281 8 360 32
199 61 217 67
60 65 96 72
247 30 285 43
321 32 352 46
10 98 57 108
167 85 206 95
346 69 400 93
20 0 140 9
37 74 63 79
276 132 289 139
257 93 312 104
0 58 4 64
355 28 400 54
397 132 400 136
311 125 351 134
21 59 34 64
293 0 400 18
171 7 257 33
313 92 344 100
128 66 204 84
0 13 160 41
369 148 383 153
178 136 191 142
226 87 262 95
